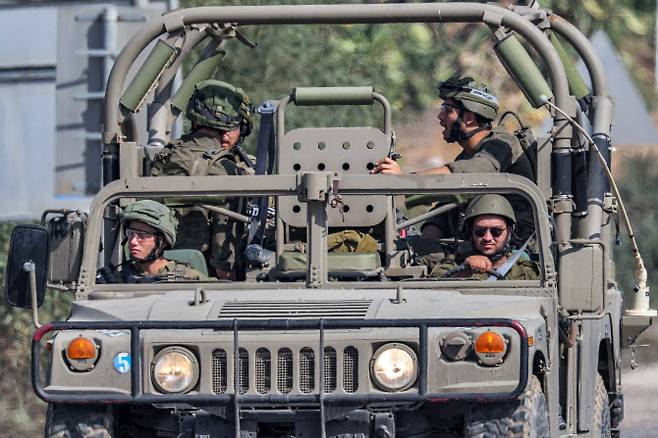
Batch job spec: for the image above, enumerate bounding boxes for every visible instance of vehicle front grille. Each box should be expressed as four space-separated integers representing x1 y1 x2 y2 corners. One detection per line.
212 349 228 394
238 348 249 394
212 345 360 395
299 347 315 394
255 348 271 394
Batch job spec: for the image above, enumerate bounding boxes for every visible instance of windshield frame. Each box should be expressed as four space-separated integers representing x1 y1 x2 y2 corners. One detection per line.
83 173 553 294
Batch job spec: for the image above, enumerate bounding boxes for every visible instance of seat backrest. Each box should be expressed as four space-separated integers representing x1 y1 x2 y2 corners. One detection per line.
278 126 390 228
164 249 209 277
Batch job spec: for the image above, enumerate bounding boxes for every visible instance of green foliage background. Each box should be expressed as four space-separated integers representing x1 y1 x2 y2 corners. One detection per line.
182 0 515 133
0 223 73 435
1 0 658 435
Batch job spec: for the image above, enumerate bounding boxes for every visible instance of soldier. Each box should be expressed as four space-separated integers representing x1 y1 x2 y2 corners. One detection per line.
373 75 534 242
97 200 206 283
430 194 539 280
373 75 533 178
150 80 255 280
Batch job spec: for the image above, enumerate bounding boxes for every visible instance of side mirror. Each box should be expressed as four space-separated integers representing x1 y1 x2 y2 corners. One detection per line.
4 225 49 308
42 210 86 283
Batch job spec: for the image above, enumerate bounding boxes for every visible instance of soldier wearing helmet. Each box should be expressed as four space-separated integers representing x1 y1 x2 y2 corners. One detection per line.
151 79 255 176
430 195 539 280
150 80 255 280
373 75 534 243
96 200 206 283
373 75 532 179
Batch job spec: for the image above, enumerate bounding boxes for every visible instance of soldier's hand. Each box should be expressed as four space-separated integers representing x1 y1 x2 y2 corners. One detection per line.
464 255 492 273
372 157 403 175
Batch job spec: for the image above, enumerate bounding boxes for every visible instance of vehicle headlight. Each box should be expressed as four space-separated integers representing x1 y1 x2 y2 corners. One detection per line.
151 347 199 394
371 343 417 391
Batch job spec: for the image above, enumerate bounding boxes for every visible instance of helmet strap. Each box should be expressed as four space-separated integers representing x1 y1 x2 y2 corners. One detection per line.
450 108 491 144
445 110 465 143
459 124 490 141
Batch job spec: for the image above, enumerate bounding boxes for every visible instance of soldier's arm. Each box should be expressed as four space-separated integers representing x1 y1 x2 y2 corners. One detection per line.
372 156 452 175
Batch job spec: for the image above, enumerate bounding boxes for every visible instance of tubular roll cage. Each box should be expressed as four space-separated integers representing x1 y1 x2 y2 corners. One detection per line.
33 317 529 438
102 1 614 258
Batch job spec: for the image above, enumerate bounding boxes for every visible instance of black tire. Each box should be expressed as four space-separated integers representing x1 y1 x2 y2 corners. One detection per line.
45 404 114 438
592 374 612 438
465 375 549 438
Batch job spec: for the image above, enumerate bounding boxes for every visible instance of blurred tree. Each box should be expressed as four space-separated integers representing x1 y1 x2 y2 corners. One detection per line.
614 154 658 304
181 0 510 133
536 0 657 108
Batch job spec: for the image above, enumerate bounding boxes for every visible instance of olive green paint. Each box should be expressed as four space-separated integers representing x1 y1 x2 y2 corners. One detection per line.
120 39 177 113
494 33 554 108
171 50 226 112
549 33 591 99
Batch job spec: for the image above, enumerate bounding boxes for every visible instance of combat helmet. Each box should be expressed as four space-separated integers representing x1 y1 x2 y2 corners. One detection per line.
438 75 499 121
464 194 516 226
120 200 178 248
186 79 254 135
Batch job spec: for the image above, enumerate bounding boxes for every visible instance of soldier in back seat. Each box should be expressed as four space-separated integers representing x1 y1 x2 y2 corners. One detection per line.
372 76 534 243
150 80 255 280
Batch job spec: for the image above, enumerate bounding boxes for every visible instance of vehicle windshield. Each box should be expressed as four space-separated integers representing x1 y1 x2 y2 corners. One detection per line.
94 191 543 285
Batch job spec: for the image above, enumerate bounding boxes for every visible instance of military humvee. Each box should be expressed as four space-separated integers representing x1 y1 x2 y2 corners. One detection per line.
5 2 656 437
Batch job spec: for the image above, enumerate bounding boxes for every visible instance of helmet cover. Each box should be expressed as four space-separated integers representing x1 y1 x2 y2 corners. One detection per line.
464 194 516 226
438 75 499 121
120 200 178 248
186 79 253 133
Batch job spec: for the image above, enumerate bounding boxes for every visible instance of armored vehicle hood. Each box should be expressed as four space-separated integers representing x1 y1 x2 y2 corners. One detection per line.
71 288 549 323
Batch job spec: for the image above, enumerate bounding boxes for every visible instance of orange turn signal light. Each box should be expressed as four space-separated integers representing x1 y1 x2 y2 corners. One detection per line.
66 337 97 360
474 331 506 354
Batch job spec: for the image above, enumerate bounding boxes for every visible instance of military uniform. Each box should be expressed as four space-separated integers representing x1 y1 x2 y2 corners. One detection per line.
446 127 533 180
327 229 378 253
423 128 535 244
430 251 540 280
424 194 540 280
97 260 206 284
149 79 255 278
150 131 251 275
420 76 536 244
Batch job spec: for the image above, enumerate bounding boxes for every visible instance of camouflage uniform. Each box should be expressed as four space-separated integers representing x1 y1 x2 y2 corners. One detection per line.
97 260 206 284
150 131 243 177
429 252 540 280
149 80 254 276
327 229 378 253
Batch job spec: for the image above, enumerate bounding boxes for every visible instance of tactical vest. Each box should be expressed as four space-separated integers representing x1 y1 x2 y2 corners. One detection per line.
150 139 239 177
149 134 248 273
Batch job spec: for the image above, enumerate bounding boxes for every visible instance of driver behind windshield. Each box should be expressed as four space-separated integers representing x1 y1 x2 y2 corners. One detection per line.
430 194 539 280
97 200 206 283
